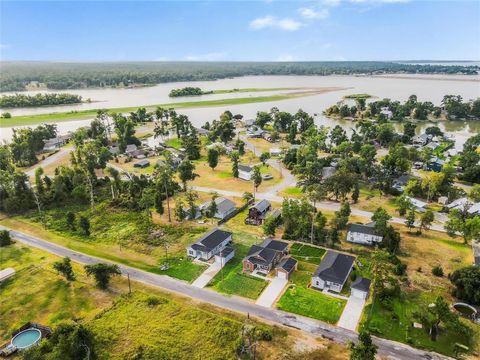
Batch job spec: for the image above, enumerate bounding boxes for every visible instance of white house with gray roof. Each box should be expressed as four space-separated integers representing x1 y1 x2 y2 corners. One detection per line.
199 197 236 220
238 164 254 181
312 251 355 293
187 228 233 261
347 222 383 246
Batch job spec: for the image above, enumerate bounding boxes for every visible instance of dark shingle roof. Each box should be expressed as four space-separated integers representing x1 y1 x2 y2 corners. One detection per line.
261 239 288 252
216 197 236 213
250 199 271 213
238 164 253 172
348 223 376 236
134 159 150 167
313 251 355 285
351 277 371 292
192 228 232 252
277 257 297 272
219 246 234 257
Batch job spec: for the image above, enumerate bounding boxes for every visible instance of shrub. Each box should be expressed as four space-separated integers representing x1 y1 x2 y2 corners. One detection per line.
394 263 407 276
432 266 444 277
0 230 12 247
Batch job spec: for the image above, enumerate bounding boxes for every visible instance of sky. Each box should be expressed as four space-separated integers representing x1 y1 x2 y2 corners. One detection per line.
1 0 479 62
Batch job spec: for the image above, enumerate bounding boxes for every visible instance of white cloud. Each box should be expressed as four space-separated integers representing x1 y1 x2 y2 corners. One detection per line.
298 7 330 19
184 52 228 61
250 16 303 31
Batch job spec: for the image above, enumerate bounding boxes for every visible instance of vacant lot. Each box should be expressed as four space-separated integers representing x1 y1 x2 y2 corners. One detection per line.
289 243 326 264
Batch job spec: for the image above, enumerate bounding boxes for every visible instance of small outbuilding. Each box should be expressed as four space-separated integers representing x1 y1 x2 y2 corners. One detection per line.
133 159 150 168
0 268 15 282
275 257 298 280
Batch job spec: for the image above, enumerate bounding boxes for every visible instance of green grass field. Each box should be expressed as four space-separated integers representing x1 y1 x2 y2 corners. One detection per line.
0 92 312 127
289 243 326 264
277 287 346 324
89 292 244 360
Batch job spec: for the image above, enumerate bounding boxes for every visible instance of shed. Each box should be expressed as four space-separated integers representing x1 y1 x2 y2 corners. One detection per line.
0 268 15 282
133 159 150 168
275 257 298 280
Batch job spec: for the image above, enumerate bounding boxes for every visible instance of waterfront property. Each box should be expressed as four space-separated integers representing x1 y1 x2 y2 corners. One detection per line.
346 223 382 246
311 251 355 294
187 228 233 261
42 134 71 152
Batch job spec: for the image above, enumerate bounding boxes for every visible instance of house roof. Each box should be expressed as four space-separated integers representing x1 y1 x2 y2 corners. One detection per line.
348 223 377 236
406 196 427 209
126 144 138 152
277 257 297 272
351 277 371 292
190 228 232 253
260 239 289 252
313 251 355 285
218 246 234 258
269 209 281 219
447 197 471 210
467 203 480 215
394 174 414 186
238 164 253 173
134 159 150 167
250 199 271 213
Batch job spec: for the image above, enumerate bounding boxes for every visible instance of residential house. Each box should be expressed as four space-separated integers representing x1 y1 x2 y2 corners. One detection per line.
380 107 393 119
245 199 272 225
413 133 431 146
214 246 235 265
130 149 148 159
261 132 274 142
347 223 383 246
238 164 254 181
425 141 440 151
447 197 472 212
270 148 282 157
243 239 289 275
425 157 445 172
246 126 265 138
392 174 414 193
275 257 298 280
109 146 121 156
467 203 480 216
133 159 150 168
199 197 236 220
351 277 371 299
42 135 71 151
195 127 210 136
406 196 427 212
125 144 138 154
187 228 233 261
311 251 355 293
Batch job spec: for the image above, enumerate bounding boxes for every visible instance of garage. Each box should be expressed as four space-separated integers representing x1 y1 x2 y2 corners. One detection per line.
275 257 297 280
351 277 371 300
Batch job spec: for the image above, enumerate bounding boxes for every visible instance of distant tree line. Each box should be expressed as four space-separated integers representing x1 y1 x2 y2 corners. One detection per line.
0 93 83 108
325 94 480 121
1 61 477 92
169 87 212 97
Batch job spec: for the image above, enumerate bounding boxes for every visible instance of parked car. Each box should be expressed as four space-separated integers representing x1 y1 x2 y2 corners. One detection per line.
262 174 273 180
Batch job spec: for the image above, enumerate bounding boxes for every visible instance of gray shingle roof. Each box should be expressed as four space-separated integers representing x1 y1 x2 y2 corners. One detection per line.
191 228 232 252
313 251 355 285
250 199 271 213
260 239 288 252
348 223 376 236
238 164 253 172
277 257 297 272
351 277 371 292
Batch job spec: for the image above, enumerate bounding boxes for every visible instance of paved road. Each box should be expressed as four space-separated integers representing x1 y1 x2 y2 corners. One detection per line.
25 147 75 177
2 226 452 360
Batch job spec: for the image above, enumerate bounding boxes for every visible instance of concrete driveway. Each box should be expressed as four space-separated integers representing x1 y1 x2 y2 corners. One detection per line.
191 262 222 288
338 296 366 331
255 277 288 308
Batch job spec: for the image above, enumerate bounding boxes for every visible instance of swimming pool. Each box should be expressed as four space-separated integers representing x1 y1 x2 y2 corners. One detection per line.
11 328 42 349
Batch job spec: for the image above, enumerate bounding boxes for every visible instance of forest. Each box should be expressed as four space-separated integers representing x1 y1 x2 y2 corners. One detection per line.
169 87 211 97
0 92 82 108
0 61 478 92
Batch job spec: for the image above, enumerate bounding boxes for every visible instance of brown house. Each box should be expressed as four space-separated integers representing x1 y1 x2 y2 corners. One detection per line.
242 239 289 275
245 199 271 225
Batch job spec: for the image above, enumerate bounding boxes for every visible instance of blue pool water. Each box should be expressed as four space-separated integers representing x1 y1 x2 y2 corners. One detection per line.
11 329 41 349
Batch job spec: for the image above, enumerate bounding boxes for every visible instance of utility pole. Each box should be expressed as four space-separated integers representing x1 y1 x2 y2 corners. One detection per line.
164 179 171 222
127 273 131 294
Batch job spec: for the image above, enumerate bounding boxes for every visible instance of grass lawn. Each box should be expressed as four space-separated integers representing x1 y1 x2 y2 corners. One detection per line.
355 185 398 217
0 200 209 283
289 243 326 264
0 243 117 342
278 186 303 199
191 154 282 193
361 291 477 357
209 243 267 300
277 287 346 324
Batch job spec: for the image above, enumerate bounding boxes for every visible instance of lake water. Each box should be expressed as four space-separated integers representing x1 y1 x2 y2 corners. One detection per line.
1 74 479 147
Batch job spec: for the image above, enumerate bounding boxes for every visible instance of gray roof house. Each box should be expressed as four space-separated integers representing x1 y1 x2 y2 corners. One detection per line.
238 164 254 181
246 199 272 225
347 223 383 246
243 239 289 275
133 159 150 168
312 251 355 293
187 228 233 261
200 197 236 220
275 257 298 280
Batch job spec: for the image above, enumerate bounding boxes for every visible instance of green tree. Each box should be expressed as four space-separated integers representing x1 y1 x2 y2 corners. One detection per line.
231 151 239 178
252 165 262 201
0 230 12 247
372 207 391 236
66 212 76 230
406 208 416 232
185 190 199 219
175 199 186 222
177 159 198 191
446 209 480 244
52 257 75 281
79 215 90 236
395 194 412 216
352 183 360 203
416 296 463 341
419 210 434 233
449 266 480 305
84 263 121 289
259 152 270 165
207 194 219 219
263 215 278 237
349 331 377 360
207 148 219 171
